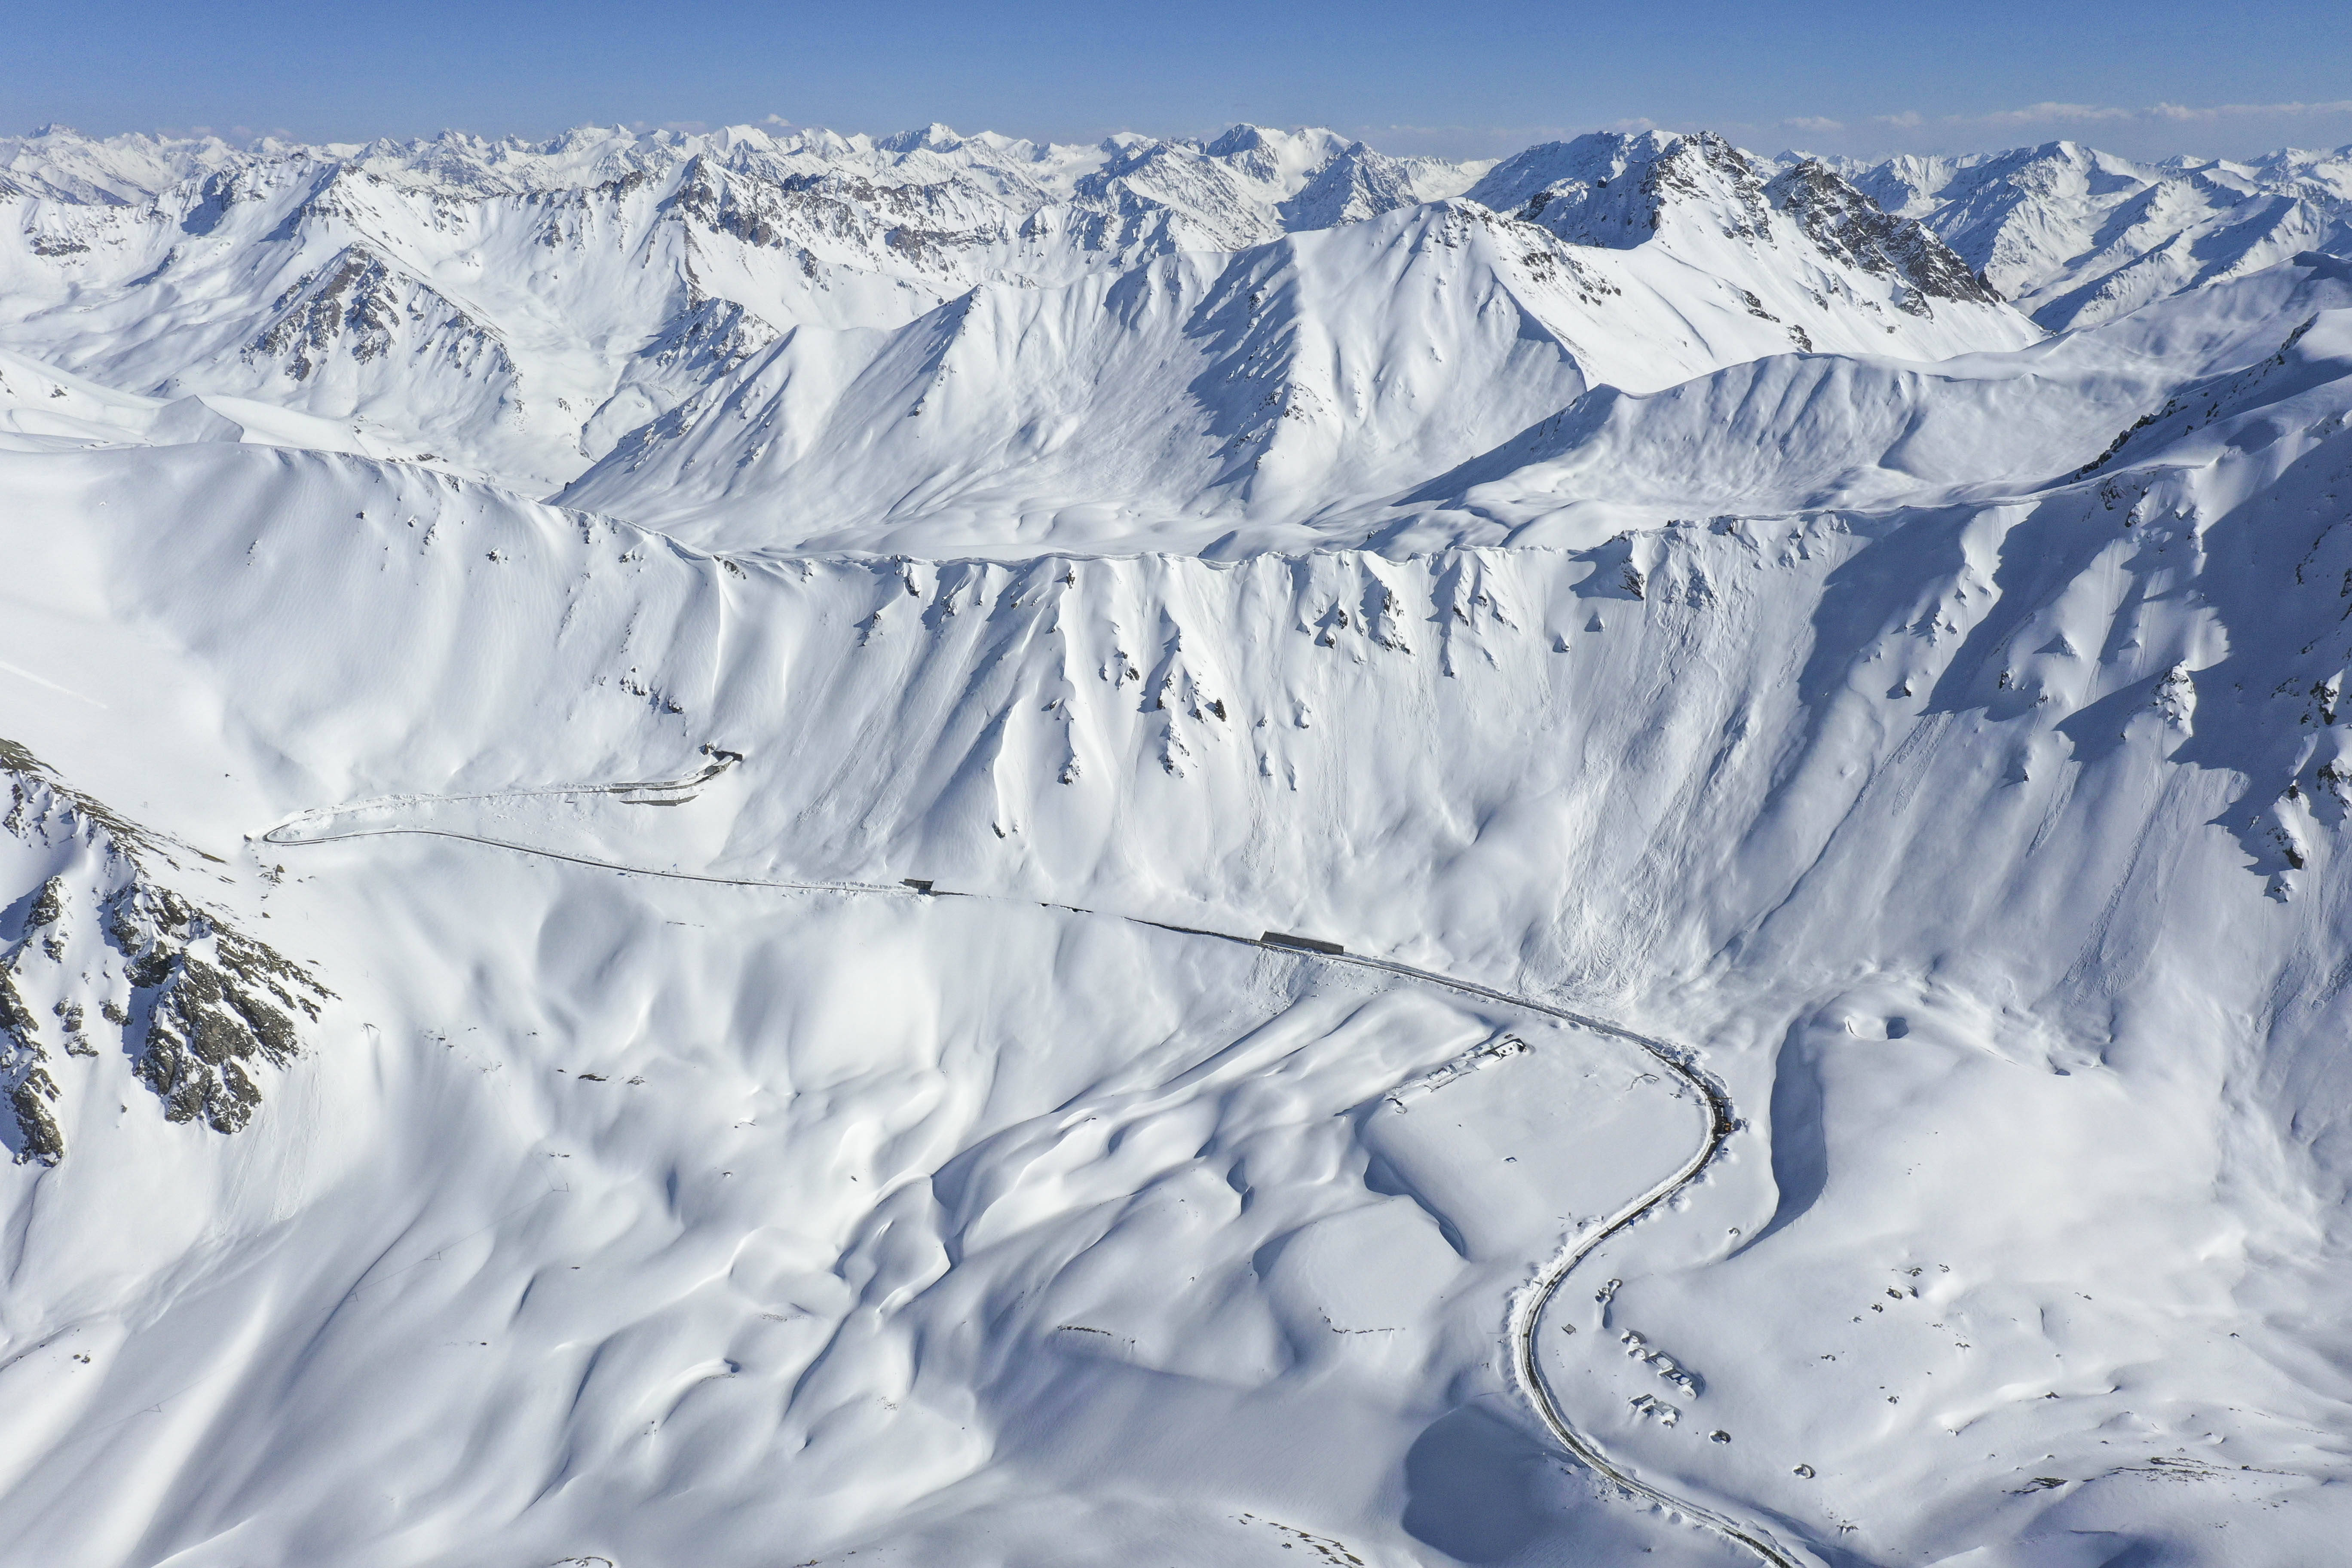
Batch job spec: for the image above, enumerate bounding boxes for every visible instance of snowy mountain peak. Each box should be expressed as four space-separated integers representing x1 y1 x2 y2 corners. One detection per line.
1466 129 1691 242
3 113 2042 499
1278 141 1422 229
876 121 970 154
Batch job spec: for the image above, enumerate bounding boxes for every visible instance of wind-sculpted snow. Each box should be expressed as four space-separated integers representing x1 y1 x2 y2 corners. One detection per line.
12 286 2352 1555
9 119 2352 1568
0 344 430 458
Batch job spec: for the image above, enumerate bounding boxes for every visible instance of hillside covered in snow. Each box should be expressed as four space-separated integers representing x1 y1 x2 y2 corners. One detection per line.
6 116 2352 1568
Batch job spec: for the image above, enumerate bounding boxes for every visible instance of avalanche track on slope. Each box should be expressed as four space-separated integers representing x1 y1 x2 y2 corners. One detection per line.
258 766 1806 1568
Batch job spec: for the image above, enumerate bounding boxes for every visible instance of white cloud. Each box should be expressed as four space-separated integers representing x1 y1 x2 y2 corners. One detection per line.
1338 122 1586 159
2145 98 2352 121
1945 98 2352 130
1361 97 2352 163
1819 98 2352 157
1970 101 2135 126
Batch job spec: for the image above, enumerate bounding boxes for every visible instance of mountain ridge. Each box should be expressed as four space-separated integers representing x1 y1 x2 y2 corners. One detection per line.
3 119 2044 512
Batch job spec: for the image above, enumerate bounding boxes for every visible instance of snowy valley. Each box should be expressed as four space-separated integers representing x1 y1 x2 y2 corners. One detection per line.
5 118 2352 1568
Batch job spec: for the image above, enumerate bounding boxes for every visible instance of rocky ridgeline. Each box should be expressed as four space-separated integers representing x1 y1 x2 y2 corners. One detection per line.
2 739 328 1165
1766 159 2002 311
1471 131 1998 310
247 243 511 386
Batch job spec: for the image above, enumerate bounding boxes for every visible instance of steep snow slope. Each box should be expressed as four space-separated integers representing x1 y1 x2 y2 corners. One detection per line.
556 202 1604 552
559 191 2036 555
1471 131 2002 325
1440 131 2041 366
13 104 2352 1568
1839 140 2352 331
1414 249 2352 528
8 242 2352 1565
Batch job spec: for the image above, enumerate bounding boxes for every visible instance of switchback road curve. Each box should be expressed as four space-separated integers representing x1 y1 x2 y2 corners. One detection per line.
259 760 1812 1568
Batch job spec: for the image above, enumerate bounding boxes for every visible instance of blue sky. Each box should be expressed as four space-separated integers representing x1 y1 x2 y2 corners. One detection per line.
12 0 2349 159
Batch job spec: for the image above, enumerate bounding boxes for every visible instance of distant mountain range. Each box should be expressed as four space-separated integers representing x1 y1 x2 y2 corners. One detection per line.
6 122 2341 520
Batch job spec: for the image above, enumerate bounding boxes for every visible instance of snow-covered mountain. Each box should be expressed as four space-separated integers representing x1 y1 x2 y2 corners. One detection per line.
555 177 2030 555
2 121 2029 504
7 114 2352 1568
0 121 1490 491
1833 138 2352 331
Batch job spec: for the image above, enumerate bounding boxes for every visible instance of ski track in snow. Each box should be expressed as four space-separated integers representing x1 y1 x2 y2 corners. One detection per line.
259 761 1807 1568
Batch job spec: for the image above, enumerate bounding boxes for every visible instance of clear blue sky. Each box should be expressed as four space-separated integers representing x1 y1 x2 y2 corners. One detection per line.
11 0 2348 159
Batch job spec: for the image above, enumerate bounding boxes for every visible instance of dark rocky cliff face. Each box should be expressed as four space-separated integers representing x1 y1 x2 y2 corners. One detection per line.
1467 134 2001 317
1767 159 2003 311
3 739 329 1164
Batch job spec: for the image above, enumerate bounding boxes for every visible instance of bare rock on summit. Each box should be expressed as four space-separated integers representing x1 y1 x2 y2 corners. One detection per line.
1767 157 2003 308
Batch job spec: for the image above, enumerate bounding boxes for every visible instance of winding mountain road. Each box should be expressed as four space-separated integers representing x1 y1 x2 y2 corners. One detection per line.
258 759 1811 1568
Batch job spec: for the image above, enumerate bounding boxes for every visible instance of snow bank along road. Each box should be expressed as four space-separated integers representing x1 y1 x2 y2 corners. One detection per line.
261 760 1811 1568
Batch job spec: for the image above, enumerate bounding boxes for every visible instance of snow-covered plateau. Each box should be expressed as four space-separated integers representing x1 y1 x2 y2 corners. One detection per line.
5 118 2352 1568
